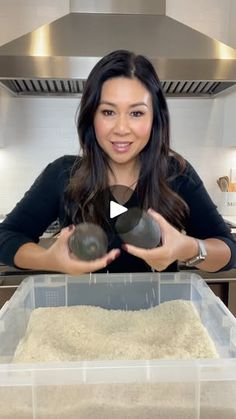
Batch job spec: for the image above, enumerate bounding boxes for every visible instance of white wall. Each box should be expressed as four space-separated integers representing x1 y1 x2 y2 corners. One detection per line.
227 0 236 49
166 0 234 47
0 0 236 216
168 98 236 203
0 93 79 212
0 0 69 46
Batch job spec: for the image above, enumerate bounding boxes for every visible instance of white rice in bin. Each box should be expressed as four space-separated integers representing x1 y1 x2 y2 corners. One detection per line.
13 299 219 362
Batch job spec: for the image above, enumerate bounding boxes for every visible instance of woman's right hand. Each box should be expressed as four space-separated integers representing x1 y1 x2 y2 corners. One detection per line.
44 225 120 275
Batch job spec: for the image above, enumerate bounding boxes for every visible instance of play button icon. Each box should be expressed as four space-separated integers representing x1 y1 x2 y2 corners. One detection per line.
110 201 128 218
108 185 133 219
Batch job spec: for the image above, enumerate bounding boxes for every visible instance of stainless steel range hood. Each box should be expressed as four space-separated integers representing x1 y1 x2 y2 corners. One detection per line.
1 12 236 97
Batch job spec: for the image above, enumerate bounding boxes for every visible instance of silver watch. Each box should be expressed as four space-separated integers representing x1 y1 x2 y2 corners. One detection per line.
185 239 207 267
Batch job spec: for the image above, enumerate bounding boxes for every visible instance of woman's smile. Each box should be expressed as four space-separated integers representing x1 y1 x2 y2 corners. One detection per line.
111 141 133 153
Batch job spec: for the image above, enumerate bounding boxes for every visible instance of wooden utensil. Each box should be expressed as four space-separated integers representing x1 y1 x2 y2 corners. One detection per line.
218 177 229 192
228 182 236 192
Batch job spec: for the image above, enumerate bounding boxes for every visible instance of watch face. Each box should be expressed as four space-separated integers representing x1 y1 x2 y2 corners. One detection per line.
192 255 205 265
185 255 206 267
186 257 200 267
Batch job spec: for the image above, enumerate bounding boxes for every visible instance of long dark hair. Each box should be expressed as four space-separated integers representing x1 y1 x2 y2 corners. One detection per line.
65 50 188 230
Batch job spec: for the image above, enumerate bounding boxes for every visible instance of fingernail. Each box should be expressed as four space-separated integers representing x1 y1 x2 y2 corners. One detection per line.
122 244 128 251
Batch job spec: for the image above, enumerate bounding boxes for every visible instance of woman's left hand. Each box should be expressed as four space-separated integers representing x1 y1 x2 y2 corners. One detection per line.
122 208 198 271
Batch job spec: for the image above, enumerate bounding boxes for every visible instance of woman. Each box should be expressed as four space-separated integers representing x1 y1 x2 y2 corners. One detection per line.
0 50 235 274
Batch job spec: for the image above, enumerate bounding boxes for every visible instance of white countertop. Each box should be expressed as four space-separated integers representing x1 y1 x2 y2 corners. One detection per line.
223 216 236 234
223 216 236 226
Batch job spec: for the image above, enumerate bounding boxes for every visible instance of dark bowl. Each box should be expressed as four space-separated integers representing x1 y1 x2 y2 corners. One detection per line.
68 223 108 261
115 208 161 248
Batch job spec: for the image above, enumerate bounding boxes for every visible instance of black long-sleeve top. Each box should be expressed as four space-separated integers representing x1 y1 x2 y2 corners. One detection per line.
0 155 235 272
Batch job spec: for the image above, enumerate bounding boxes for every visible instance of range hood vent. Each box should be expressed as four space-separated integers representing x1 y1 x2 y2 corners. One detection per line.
1 12 236 97
1 79 235 98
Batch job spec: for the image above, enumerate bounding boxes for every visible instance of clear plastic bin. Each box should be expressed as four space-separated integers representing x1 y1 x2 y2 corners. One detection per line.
0 272 236 418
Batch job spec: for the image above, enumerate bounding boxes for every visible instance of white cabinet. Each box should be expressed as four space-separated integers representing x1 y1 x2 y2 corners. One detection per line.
223 90 236 147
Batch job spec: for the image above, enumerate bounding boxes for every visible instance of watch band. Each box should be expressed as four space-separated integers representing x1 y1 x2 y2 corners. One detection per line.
185 239 207 267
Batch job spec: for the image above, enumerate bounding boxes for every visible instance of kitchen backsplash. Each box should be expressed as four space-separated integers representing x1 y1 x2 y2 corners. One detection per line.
0 90 236 216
